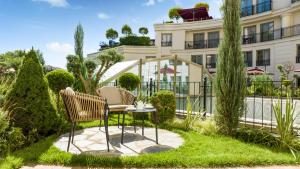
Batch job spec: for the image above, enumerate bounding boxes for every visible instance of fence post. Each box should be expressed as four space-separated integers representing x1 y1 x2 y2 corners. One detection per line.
203 77 207 111
150 78 153 97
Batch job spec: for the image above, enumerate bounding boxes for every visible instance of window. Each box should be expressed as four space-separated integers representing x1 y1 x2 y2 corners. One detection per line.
191 55 203 65
206 54 217 68
257 0 271 14
260 22 274 42
243 51 253 67
208 32 220 48
297 45 300 63
145 56 156 59
193 33 205 49
161 33 172 47
169 60 182 65
243 26 256 44
241 0 253 17
256 49 270 66
171 76 182 82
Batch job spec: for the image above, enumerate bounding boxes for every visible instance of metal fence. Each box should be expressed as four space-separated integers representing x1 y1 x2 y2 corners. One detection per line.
105 79 300 132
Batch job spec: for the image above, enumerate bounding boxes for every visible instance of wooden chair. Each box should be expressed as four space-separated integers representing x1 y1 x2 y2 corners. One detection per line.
60 88 110 152
96 86 136 127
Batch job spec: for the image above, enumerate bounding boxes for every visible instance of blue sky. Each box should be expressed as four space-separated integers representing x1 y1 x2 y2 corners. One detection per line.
0 0 222 68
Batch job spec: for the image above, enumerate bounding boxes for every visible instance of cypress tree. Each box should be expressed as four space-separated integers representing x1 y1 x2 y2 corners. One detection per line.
214 0 246 135
4 49 57 140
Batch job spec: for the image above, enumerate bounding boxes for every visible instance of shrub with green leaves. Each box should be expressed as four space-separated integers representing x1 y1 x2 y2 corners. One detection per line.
118 73 141 91
4 49 58 142
0 110 25 157
249 74 274 96
45 69 74 109
150 90 176 123
119 35 151 46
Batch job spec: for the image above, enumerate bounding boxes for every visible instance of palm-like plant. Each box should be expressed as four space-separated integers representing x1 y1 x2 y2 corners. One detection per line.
139 27 148 36
121 24 132 36
106 28 119 41
273 89 299 158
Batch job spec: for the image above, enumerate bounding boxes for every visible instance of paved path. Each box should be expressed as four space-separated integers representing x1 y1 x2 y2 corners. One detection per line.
54 126 184 156
21 165 300 169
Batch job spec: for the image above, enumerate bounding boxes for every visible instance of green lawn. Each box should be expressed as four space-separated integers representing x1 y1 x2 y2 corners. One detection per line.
1 115 300 169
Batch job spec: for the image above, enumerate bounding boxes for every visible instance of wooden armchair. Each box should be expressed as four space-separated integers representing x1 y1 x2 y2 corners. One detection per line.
60 88 110 152
96 86 136 127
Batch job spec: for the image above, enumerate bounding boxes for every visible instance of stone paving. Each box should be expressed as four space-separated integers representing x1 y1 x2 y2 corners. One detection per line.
54 126 184 156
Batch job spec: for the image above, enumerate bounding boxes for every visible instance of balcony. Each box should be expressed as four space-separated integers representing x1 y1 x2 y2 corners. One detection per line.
241 0 272 17
292 0 300 3
256 59 270 66
206 63 216 69
161 41 172 47
242 24 300 45
185 39 220 49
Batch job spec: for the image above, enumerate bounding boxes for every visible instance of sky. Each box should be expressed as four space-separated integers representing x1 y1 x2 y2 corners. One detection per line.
0 0 222 68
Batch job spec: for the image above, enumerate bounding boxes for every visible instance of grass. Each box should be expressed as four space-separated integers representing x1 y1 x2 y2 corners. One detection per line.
1 114 300 169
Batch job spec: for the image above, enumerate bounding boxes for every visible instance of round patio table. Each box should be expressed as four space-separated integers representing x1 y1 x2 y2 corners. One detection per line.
121 108 158 144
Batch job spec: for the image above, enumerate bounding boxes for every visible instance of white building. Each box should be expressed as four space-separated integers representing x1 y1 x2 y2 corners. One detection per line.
88 0 300 83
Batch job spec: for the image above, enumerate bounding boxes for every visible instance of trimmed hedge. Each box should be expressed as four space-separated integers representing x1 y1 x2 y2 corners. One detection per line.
118 73 141 91
150 90 176 123
4 49 58 143
119 35 151 46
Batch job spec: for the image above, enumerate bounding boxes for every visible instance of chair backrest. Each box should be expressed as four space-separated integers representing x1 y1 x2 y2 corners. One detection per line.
60 89 106 122
96 86 123 105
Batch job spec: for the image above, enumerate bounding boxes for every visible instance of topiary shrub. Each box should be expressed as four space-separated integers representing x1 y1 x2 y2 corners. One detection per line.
194 2 209 11
150 90 176 123
118 72 141 91
119 35 151 46
4 49 58 143
45 69 74 109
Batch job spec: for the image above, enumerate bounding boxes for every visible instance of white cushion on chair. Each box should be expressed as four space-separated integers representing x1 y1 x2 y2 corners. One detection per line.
99 86 122 105
109 105 128 111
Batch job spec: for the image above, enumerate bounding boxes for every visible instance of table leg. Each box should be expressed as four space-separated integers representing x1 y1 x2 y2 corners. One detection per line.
121 111 125 144
154 111 158 144
133 112 136 133
142 112 145 136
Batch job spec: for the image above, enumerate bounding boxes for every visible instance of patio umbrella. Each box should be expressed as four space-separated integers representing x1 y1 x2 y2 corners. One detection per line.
177 7 213 22
247 67 264 75
154 67 179 74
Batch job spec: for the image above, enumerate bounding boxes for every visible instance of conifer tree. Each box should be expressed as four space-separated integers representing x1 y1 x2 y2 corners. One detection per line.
4 49 57 140
214 0 246 135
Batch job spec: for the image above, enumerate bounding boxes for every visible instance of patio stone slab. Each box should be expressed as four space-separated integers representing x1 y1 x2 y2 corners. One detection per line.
53 126 184 156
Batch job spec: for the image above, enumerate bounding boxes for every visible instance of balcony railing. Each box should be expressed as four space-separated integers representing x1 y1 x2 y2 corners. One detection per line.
256 59 270 66
161 41 172 47
292 0 300 3
241 0 272 17
185 39 220 49
242 24 300 45
296 56 300 63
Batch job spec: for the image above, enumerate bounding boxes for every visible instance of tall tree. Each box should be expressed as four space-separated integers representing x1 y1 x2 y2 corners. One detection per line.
214 0 246 135
74 23 84 61
121 24 132 36
139 27 149 36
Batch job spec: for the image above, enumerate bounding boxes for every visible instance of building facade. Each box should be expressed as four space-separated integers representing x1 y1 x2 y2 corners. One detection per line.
88 0 300 82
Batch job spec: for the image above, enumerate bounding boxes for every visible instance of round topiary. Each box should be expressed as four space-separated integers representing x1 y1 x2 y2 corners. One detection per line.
4 49 58 141
45 69 75 111
150 90 176 123
118 73 141 91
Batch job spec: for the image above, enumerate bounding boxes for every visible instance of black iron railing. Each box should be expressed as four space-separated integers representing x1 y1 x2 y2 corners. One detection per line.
242 24 300 44
292 0 300 3
256 59 270 66
185 39 220 49
241 0 272 17
161 41 172 47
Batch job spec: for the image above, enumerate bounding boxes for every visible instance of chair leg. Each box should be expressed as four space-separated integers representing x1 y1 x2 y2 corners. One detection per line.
71 123 76 143
118 112 120 128
104 111 110 152
67 123 74 152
